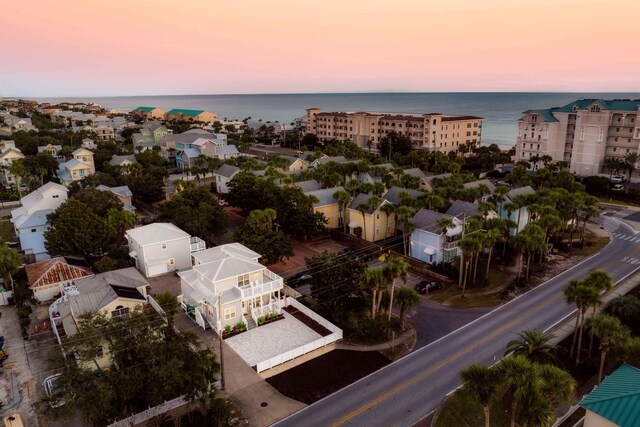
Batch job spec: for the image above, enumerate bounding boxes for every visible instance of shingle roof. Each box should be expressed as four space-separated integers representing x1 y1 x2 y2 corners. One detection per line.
305 186 343 207
313 156 350 166
215 164 240 179
382 186 424 205
295 180 322 192
126 223 190 246
446 200 479 219
411 208 453 234
507 186 536 200
349 193 384 214
218 145 239 155
403 168 428 181
463 179 496 194
424 173 453 186
579 364 640 427
109 154 137 166
96 184 133 198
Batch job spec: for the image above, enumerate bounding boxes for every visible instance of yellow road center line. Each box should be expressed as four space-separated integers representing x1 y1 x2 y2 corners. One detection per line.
331 291 563 426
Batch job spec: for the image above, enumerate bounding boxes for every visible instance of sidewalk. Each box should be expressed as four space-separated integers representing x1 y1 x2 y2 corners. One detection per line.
336 328 415 352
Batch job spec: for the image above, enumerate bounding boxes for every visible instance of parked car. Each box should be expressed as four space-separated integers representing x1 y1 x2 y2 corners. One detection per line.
287 271 312 288
43 374 65 408
611 175 627 183
612 183 624 191
414 280 443 294
351 251 374 262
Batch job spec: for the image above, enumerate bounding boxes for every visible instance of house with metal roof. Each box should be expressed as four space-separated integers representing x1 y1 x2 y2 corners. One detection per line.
109 154 137 168
166 109 219 123
131 106 167 120
382 186 424 205
178 243 284 333
126 223 205 278
96 184 135 212
11 182 69 262
347 193 395 242
56 148 95 186
214 164 241 194
409 208 463 265
49 267 150 368
579 363 640 427
497 186 536 235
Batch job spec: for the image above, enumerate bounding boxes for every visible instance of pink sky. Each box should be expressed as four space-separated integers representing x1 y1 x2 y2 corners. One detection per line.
1 0 638 96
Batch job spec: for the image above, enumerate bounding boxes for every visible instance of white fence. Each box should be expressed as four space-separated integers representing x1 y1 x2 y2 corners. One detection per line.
108 394 188 427
0 290 13 306
0 201 20 209
254 298 343 373
147 295 165 317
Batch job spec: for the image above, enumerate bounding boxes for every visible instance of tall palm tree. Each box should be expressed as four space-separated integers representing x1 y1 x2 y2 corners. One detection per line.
395 205 414 255
367 196 382 241
361 268 386 318
589 313 630 383
384 257 409 321
333 189 351 233
565 279 587 358
8 160 27 198
583 270 614 358
499 355 542 427
459 364 500 427
484 228 502 281
394 287 421 327
493 185 510 218
624 151 640 183
356 201 370 241
505 329 560 365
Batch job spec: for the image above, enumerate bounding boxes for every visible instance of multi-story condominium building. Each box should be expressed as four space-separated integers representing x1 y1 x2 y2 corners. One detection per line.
515 99 640 176
306 108 483 154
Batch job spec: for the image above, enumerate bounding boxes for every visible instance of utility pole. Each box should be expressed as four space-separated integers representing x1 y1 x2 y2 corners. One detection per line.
217 295 225 390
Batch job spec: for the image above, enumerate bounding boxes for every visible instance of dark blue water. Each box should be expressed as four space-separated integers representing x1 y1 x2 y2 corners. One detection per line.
36 92 640 147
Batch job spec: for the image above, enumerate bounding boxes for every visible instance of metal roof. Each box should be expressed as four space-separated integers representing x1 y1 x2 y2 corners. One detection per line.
580 364 640 427
126 223 190 246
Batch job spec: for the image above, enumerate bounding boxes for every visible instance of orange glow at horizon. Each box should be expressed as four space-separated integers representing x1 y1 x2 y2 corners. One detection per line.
1 0 639 96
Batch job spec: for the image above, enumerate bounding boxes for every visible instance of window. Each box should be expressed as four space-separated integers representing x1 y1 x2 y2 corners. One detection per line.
111 306 130 318
53 195 59 199
224 307 236 320
590 105 601 113
161 243 167 249
237 274 250 287
31 229 36 232
617 128 620 132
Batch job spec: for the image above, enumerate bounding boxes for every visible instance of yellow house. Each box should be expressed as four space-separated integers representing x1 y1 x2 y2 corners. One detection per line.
282 155 309 172
0 141 25 188
57 148 95 186
347 193 396 242
305 186 344 229
50 267 150 370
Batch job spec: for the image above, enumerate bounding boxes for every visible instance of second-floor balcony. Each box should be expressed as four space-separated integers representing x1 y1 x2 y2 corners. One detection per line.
190 236 206 253
236 269 284 300
444 241 459 250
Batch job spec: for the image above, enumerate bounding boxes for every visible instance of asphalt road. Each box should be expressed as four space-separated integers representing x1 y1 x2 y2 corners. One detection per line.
275 215 640 427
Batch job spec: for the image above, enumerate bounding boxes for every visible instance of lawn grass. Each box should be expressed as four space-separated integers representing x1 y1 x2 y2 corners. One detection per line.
0 220 15 242
571 237 610 256
427 266 508 308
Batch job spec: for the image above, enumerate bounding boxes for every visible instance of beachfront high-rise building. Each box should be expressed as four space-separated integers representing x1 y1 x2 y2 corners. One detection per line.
305 109 483 154
516 99 640 176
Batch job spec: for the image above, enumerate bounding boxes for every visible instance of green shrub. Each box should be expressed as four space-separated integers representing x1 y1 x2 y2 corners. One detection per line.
235 322 246 332
257 316 265 325
224 324 232 334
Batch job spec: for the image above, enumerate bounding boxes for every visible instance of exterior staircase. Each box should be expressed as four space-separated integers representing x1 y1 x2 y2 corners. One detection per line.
246 318 257 330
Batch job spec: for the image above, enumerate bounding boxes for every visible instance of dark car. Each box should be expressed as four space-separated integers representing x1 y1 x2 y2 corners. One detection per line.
287 271 312 288
414 280 443 294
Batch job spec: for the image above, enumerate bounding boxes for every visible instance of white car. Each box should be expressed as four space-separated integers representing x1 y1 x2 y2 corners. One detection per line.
611 175 626 183
43 374 65 408
612 183 624 191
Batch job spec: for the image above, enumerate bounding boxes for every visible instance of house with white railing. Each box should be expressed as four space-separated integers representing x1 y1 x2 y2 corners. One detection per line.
178 243 284 333
409 208 463 265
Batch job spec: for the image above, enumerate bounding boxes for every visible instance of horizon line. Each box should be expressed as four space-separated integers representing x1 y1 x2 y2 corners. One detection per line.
5 90 640 99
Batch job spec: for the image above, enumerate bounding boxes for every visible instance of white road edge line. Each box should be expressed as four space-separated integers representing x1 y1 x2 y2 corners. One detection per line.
273 219 622 426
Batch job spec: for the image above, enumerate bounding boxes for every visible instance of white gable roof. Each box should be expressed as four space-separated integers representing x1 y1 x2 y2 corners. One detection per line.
126 223 190 246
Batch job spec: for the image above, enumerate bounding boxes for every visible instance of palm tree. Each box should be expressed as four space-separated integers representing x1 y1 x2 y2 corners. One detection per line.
395 205 414 255
384 257 409 321
380 203 396 240
565 279 587 357
8 160 27 198
367 196 382 241
394 287 421 327
333 189 351 233
499 355 541 427
356 201 370 241
583 270 614 358
493 185 510 218
505 329 559 365
607 294 640 325
624 151 640 183
579 203 599 248
589 313 630 383
0 242 23 287
361 268 386 318
484 228 502 281
459 364 500 427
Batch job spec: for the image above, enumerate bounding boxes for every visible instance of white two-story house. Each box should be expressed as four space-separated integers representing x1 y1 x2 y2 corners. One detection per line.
179 243 284 333
11 182 69 262
409 208 463 265
126 223 205 277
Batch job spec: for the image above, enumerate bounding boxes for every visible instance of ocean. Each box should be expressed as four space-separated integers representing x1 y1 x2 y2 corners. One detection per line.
35 92 640 147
